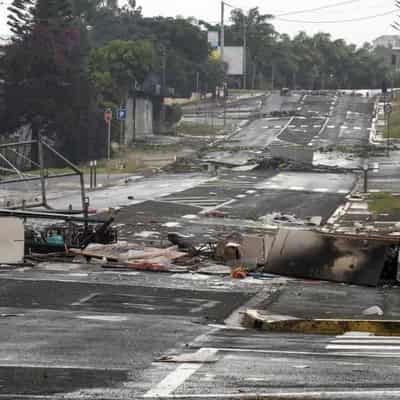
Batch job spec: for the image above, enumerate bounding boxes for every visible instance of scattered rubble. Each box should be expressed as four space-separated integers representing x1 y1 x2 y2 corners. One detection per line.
363 306 384 316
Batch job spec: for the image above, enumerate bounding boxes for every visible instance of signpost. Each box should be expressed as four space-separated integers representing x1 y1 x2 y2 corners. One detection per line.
104 109 112 160
117 108 127 121
117 107 127 146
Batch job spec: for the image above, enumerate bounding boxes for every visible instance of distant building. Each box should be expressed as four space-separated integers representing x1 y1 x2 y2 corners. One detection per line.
373 35 400 49
373 35 400 71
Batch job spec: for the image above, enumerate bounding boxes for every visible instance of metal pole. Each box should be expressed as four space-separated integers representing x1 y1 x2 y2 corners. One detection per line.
162 46 167 93
89 161 93 190
38 135 47 207
94 160 97 189
243 15 247 90
387 110 391 157
79 171 86 212
271 64 275 90
363 169 368 193
107 121 111 160
196 71 200 94
83 196 89 234
220 1 225 63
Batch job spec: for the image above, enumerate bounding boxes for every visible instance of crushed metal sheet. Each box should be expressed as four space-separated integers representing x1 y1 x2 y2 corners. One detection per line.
264 228 388 286
197 264 232 276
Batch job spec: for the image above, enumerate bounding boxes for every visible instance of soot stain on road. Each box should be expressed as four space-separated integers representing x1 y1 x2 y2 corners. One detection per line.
0 365 129 395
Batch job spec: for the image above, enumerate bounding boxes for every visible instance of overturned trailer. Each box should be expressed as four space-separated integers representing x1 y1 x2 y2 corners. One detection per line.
263 229 398 286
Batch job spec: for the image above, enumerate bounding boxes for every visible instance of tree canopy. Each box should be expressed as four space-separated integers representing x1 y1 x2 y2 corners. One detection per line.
0 1 394 162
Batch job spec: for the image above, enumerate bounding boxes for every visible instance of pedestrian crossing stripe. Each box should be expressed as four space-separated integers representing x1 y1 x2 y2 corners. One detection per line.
326 333 400 354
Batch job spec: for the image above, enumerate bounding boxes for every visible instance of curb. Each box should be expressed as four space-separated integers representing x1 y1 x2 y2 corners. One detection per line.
243 309 400 336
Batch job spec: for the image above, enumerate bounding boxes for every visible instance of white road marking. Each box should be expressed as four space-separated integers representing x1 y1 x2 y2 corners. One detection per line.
71 292 100 306
333 339 400 344
337 190 349 194
265 185 280 190
327 333 400 353
289 186 306 191
144 348 218 398
200 199 236 215
327 125 335 129
150 391 400 399
354 126 362 130
327 344 400 351
191 300 219 313
314 188 329 193
77 315 128 322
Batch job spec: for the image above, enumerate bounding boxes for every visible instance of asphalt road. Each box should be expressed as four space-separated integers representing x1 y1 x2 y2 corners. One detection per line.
143 326 400 399
228 92 374 151
0 90 391 399
0 270 254 398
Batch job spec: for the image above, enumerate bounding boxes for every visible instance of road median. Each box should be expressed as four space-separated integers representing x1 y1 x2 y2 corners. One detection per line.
243 309 400 336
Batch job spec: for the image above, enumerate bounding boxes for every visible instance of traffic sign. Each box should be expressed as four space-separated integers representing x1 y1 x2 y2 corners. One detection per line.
104 109 113 124
117 108 127 121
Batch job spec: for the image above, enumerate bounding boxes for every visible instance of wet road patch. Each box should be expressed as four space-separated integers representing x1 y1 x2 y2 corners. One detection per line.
0 365 129 395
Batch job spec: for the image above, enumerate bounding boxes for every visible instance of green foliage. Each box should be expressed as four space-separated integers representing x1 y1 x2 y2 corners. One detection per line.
89 39 153 106
2 0 93 162
220 8 390 90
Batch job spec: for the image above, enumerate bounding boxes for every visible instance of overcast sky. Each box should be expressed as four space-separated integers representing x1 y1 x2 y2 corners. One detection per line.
0 0 397 45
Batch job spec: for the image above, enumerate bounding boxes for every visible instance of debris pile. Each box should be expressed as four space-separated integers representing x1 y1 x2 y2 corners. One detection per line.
70 242 188 272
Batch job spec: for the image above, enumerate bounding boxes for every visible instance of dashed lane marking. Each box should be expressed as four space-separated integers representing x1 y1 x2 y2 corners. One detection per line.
314 188 330 193
71 293 101 306
289 186 306 191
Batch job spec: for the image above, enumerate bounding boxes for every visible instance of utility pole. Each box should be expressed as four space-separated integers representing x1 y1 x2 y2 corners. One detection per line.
161 46 167 94
271 64 275 90
196 71 200 94
243 14 247 90
220 1 225 64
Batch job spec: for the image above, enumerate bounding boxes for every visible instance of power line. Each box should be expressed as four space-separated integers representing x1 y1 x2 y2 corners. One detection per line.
275 9 397 24
275 0 363 17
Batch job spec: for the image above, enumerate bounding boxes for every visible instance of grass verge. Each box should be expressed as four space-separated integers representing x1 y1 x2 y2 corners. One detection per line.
385 100 400 139
177 122 222 136
368 192 400 214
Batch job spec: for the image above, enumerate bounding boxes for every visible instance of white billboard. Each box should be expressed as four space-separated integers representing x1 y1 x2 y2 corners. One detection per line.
222 46 244 76
207 31 219 49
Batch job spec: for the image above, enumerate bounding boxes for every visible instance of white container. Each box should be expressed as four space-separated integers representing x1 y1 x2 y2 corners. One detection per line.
0 218 24 264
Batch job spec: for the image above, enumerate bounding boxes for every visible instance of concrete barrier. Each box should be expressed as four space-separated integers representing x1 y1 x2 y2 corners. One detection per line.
244 309 400 336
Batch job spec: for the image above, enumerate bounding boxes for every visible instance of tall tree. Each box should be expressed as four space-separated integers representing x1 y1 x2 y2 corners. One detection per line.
2 0 92 161
89 39 153 107
7 0 34 39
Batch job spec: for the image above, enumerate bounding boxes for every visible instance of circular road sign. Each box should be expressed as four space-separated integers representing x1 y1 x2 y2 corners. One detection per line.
104 109 113 123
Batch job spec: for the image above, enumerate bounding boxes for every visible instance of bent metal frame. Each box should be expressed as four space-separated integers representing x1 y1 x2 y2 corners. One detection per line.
0 135 86 211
